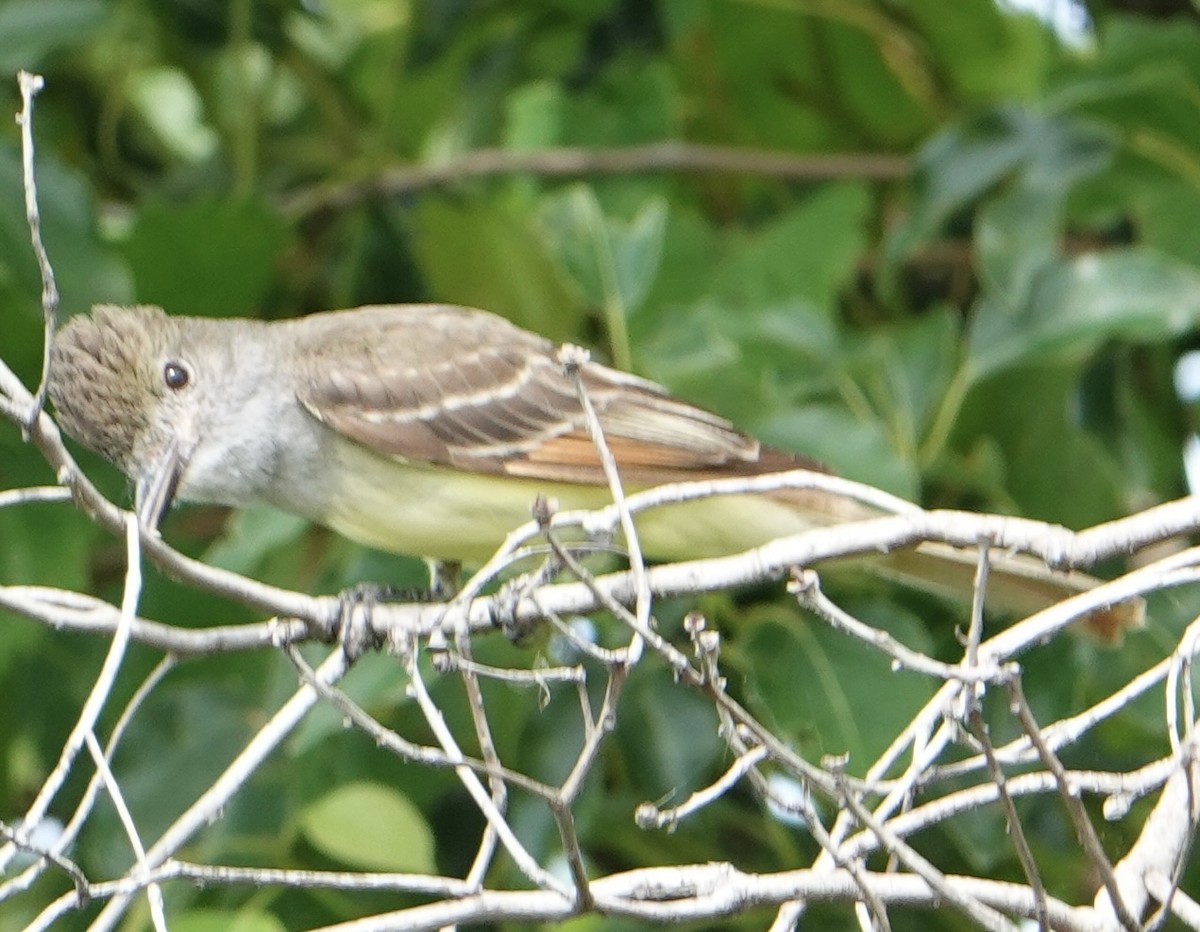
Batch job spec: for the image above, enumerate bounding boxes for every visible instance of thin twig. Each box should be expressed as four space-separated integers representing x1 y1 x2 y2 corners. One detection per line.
0 514 142 876
15 70 58 428
965 540 991 668
164 859 472 894
561 343 652 660
776 786 894 932
1167 619 1200 754
0 585 311 654
372 523 1200 644
453 627 509 890
544 531 689 679
1006 678 1140 931
0 486 71 508
281 645 553 797
436 651 585 686
30 863 1099 932
0 821 88 903
84 732 166 931
403 636 569 896
1145 870 1200 929
967 705 1050 931
837 776 1019 932
935 649 1184 780
838 762 1176 864
559 664 627 804
1107 730 1200 927
790 568 1005 683
84 517 167 931
86 650 351 931
637 745 770 829
281 142 909 217
544 609 626 664
0 656 176 906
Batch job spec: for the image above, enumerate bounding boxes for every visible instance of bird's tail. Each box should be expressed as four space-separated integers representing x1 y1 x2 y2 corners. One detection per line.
860 541 1145 643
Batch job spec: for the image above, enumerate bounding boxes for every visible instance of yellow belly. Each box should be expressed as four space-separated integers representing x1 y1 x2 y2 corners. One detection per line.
323 441 820 563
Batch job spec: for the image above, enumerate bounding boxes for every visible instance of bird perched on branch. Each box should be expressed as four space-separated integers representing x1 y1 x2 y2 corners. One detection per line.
47 303 1142 636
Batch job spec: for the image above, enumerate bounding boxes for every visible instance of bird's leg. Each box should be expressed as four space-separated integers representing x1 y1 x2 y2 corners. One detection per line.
335 583 386 660
335 560 461 629
426 558 463 599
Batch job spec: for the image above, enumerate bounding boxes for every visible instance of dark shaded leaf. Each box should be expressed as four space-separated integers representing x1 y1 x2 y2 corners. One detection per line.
741 606 935 775
0 0 105 72
124 197 289 316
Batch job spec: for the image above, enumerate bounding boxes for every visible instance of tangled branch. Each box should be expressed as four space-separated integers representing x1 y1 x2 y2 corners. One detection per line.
3 73 1200 932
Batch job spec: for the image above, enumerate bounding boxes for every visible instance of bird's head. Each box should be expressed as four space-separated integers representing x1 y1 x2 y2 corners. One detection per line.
49 305 204 528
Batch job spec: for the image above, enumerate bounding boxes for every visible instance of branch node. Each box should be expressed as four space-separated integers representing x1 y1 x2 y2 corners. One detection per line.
786 567 820 598
557 343 591 374
531 493 556 529
334 585 386 661
822 752 851 774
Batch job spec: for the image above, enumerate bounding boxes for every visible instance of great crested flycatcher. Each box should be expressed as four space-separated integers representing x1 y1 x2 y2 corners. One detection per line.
46 303 1139 631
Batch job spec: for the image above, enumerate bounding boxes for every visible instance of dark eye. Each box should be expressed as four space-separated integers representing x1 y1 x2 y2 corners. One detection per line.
163 361 190 390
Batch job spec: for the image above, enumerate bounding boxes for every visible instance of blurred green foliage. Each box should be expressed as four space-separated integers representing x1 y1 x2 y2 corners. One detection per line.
2 0 1200 928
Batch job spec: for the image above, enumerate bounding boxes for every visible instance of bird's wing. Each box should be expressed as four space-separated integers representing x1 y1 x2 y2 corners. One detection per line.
293 304 815 484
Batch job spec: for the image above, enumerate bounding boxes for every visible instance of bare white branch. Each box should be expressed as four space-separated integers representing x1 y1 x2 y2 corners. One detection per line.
86 650 352 930
5 72 1200 932
15 70 58 423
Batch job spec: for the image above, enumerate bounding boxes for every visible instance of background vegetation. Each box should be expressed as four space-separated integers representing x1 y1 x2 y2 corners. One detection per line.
3 0 1200 928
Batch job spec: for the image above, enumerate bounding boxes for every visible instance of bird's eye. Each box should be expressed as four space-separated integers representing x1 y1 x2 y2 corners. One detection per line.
163 361 190 390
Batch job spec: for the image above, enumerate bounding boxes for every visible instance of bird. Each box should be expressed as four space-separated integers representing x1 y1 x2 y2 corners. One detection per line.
46 303 1141 634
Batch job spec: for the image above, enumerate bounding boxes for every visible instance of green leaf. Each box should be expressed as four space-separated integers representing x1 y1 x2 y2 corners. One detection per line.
169 909 285 932
0 503 92 592
127 67 220 163
754 404 919 500
974 115 1111 299
504 80 566 150
669 1 899 150
0 145 133 316
906 0 1053 100
556 59 678 146
878 107 1108 302
410 194 581 341
713 182 871 310
616 666 722 795
1072 14 1200 100
203 506 310 574
123 196 289 316
0 0 105 72
635 299 839 429
537 185 667 368
843 307 961 463
1126 179 1200 267
636 185 867 425
816 14 931 144
953 366 1126 528
537 185 668 314
635 205 724 313
974 179 1061 305
741 607 936 773
967 249 1200 379
885 108 1035 275
300 781 435 873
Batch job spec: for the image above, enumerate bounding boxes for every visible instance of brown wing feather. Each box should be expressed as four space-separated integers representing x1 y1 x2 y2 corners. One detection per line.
294 304 823 485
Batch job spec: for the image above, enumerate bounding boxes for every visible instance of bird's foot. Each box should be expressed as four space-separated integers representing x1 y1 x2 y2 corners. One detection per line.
425 559 463 599
334 585 382 660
